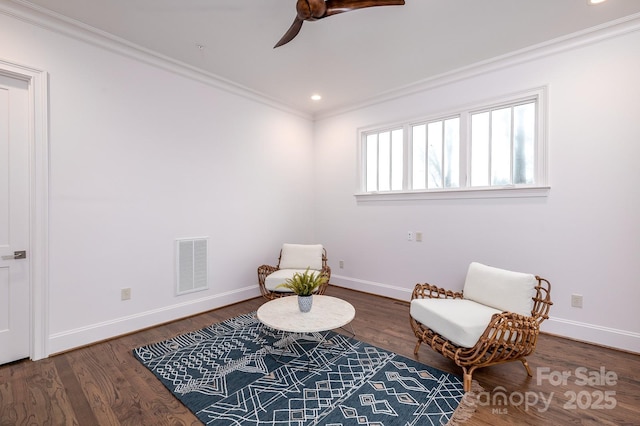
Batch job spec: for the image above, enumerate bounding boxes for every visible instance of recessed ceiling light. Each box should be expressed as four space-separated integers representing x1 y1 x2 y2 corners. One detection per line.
587 0 607 5
310 94 322 101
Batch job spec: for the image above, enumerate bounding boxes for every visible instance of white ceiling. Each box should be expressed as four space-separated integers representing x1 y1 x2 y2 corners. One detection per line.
15 0 640 116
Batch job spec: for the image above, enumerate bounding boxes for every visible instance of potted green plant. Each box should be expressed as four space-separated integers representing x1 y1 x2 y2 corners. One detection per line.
276 267 328 312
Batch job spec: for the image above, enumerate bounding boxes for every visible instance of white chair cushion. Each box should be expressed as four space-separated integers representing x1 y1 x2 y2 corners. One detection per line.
264 269 320 292
463 262 537 317
410 298 502 348
278 243 323 270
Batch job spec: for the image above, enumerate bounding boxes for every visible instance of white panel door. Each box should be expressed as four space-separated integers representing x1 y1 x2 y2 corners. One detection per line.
0 74 30 364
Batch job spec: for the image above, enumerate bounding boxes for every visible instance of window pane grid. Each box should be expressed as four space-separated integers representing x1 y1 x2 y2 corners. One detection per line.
391 129 403 190
427 121 443 188
513 103 535 184
378 131 390 191
361 92 542 195
470 100 536 188
444 117 460 188
364 128 403 192
471 112 489 186
412 125 426 190
410 116 460 190
490 107 512 186
366 134 378 192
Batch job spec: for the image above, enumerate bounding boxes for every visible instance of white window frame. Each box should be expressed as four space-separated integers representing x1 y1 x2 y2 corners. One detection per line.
409 115 462 191
356 87 549 202
362 127 405 192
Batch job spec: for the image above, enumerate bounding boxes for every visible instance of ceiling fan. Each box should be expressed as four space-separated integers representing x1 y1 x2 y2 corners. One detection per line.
274 0 406 48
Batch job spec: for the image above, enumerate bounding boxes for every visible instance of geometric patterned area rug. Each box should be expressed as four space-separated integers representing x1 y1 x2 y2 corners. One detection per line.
133 312 476 425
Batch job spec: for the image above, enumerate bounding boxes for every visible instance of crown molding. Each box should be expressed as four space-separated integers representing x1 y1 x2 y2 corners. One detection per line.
3 1 639 122
316 12 640 120
0 0 313 121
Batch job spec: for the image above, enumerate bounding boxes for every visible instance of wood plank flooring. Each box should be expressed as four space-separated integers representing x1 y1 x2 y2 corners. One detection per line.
1 285 638 425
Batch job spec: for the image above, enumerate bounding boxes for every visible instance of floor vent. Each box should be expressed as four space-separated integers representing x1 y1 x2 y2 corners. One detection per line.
176 237 208 295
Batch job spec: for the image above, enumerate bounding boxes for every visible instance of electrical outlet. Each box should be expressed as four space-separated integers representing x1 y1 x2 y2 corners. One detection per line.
339 260 344 269
121 288 131 301
571 294 583 308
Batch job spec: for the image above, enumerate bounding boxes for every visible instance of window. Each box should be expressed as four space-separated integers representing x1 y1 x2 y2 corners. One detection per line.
358 89 548 200
364 128 403 192
412 117 460 190
470 101 536 187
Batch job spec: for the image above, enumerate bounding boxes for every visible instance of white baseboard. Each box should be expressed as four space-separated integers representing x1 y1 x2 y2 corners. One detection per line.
49 278 640 356
543 317 640 354
331 275 640 354
48 285 261 355
331 275 413 302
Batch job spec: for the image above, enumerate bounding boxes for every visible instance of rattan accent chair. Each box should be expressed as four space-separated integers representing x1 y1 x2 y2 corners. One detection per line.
410 262 552 392
257 243 331 300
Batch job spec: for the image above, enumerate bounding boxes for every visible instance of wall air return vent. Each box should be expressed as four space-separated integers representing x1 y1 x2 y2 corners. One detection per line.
176 237 208 295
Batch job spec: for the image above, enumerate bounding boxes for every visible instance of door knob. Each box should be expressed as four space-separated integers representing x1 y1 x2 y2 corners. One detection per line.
1 250 26 260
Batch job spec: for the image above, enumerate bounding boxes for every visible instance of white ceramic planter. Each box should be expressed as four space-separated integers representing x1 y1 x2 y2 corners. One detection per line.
297 295 313 313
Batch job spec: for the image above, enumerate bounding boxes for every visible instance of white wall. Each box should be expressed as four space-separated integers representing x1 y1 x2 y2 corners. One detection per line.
1 6 316 354
2 3 638 356
313 24 640 353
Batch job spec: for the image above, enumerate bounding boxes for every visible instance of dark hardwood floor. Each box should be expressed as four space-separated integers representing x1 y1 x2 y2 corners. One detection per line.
1 285 638 425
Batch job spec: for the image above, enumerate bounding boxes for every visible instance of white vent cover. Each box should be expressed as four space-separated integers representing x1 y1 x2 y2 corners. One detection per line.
176 237 208 295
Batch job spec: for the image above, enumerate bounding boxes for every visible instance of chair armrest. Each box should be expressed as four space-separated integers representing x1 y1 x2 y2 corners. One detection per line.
532 276 552 323
411 283 463 300
257 264 278 284
444 311 542 371
486 311 539 332
320 265 331 279
476 311 540 353
258 264 278 274
317 265 332 294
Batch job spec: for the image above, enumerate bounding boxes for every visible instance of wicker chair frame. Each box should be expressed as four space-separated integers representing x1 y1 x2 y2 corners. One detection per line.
257 248 331 300
410 276 552 392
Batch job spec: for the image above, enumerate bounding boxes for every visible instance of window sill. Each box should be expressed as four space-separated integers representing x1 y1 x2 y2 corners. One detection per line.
354 186 550 202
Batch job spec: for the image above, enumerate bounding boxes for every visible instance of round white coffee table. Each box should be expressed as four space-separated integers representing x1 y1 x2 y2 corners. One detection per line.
257 295 355 333
257 295 356 365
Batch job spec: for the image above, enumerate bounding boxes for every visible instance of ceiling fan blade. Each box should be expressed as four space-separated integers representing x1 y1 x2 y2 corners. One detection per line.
274 17 305 48
274 0 404 48
325 0 405 17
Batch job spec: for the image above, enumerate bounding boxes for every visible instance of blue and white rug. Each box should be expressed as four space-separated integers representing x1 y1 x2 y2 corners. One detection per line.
133 312 474 425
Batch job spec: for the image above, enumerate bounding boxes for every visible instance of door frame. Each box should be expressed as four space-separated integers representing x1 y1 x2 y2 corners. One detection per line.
0 59 49 361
